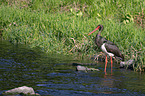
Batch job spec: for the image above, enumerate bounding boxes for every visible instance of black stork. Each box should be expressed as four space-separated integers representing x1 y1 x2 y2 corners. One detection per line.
88 25 124 74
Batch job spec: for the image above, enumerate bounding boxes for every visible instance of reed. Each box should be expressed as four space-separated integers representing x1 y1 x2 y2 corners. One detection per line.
0 0 144 71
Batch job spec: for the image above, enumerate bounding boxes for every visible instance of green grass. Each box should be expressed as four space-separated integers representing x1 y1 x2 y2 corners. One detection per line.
0 0 144 71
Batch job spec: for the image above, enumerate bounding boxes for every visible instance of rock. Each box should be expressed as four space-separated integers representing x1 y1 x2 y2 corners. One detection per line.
120 59 135 70
76 65 99 71
3 86 40 96
76 65 86 71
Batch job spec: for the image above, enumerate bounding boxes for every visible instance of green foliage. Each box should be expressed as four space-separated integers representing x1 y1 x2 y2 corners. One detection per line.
0 0 144 71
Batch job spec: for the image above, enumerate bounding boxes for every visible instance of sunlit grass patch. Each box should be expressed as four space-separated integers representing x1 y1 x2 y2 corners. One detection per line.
0 0 144 71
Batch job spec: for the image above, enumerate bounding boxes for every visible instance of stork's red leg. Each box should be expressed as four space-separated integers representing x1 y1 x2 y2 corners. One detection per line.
110 56 113 74
104 55 107 74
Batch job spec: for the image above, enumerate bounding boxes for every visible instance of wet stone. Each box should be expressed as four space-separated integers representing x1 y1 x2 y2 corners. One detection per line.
3 86 40 96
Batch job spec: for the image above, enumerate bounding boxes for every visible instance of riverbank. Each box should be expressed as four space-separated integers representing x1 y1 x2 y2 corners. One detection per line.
0 0 144 71
1 40 145 96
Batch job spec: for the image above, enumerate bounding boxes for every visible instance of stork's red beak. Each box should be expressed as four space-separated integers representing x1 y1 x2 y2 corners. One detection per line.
88 26 100 35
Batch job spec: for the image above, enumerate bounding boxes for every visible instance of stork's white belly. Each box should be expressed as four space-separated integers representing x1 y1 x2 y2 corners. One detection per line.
101 43 114 57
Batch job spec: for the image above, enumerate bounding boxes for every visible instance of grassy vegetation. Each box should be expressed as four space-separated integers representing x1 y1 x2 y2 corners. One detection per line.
0 0 144 71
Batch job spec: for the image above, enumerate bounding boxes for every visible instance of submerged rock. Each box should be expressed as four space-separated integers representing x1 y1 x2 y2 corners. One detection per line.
3 86 40 96
76 65 100 71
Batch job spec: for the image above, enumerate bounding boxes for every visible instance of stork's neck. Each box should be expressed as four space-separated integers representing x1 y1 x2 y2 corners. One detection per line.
97 31 101 37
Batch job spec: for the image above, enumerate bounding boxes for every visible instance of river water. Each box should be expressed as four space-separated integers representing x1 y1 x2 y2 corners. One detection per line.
0 40 145 96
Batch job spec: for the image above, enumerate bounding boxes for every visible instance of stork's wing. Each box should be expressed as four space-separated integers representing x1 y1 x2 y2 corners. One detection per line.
105 43 124 61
